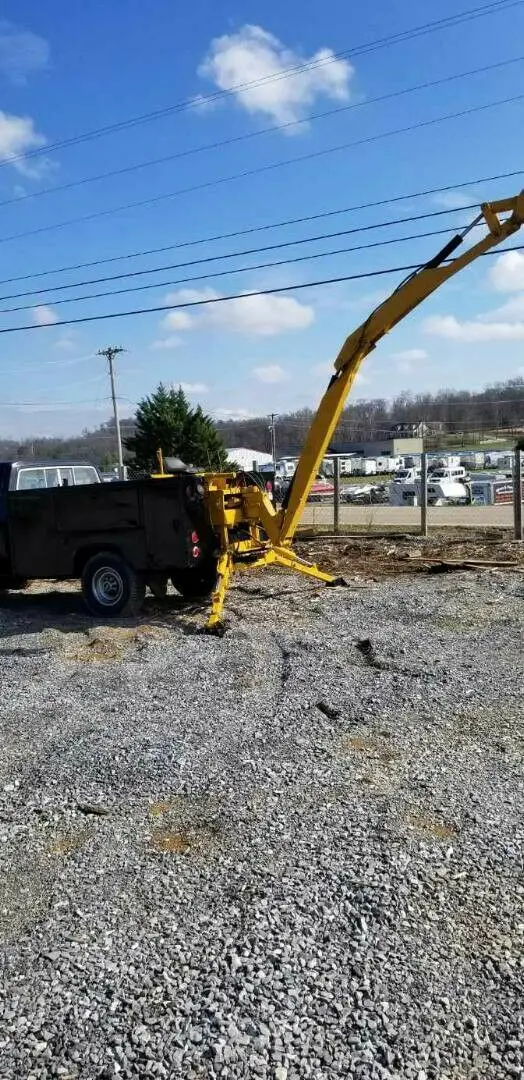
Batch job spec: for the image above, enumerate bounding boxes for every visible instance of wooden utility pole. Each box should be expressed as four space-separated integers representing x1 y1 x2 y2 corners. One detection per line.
333 455 341 534
420 450 428 537
514 447 523 541
269 413 277 468
98 346 126 479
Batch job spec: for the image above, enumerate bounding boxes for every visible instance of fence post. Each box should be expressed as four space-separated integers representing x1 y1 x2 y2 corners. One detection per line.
333 456 341 534
514 448 523 541
420 451 428 537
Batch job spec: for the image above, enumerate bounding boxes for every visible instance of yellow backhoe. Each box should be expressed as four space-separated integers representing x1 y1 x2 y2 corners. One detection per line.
156 192 524 630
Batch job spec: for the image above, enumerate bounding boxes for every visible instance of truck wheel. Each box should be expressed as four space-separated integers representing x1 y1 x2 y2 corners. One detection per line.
171 559 218 599
82 552 145 617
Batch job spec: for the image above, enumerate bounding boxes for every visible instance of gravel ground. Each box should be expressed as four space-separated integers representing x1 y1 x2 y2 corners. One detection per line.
0 566 523 1079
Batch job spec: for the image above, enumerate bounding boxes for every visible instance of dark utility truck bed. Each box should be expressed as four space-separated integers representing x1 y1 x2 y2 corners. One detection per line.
0 467 217 616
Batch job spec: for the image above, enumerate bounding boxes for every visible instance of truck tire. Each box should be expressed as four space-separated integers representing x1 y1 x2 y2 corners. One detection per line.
171 559 218 599
82 552 145 618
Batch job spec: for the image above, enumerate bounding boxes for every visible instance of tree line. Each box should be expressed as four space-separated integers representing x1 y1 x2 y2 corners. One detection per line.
1 377 523 468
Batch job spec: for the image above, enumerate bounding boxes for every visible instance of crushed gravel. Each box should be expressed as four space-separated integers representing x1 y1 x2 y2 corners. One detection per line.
0 566 523 1079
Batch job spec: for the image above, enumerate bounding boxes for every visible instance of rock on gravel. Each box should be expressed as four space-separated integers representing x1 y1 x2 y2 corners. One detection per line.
0 569 523 1079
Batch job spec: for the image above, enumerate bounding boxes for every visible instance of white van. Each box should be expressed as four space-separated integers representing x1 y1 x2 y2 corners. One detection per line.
429 466 468 483
391 466 422 485
275 458 297 480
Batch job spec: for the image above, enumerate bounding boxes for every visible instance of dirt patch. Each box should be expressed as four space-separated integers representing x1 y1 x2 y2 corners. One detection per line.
295 530 524 581
64 625 165 663
147 793 224 856
149 796 188 817
339 735 400 763
406 813 456 840
150 829 192 854
47 831 91 856
149 823 221 855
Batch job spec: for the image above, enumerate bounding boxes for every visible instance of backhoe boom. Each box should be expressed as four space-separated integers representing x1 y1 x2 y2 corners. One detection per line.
278 191 524 543
153 189 524 629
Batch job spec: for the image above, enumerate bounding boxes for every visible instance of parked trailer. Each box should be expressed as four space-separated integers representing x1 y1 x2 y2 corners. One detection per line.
470 478 522 505
353 458 378 476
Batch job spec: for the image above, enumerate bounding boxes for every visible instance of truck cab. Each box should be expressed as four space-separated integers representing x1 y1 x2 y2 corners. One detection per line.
1 460 101 492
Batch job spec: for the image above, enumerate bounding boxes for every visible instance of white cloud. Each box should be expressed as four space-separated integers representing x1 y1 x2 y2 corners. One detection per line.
179 382 209 394
54 333 79 353
163 287 314 336
0 111 47 174
390 348 427 362
32 304 58 326
0 21 49 85
484 295 524 320
149 335 183 350
161 309 194 331
432 189 477 210
489 251 524 292
252 364 288 383
212 407 255 421
424 313 524 342
198 24 353 129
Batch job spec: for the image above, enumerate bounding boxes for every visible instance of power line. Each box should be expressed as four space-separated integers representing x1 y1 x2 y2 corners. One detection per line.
1 245 523 336
0 398 112 407
0 206 477 305
4 54 523 211
0 0 517 172
0 222 482 316
0 352 97 372
2 166 523 288
2 91 524 247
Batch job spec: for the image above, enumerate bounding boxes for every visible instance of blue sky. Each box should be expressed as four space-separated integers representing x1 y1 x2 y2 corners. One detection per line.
0 0 524 436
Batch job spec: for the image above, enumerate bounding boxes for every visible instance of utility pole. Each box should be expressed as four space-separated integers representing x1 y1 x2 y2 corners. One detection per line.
420 449 428 537
98 346 126 479
514 447 522 541
269 413 277 468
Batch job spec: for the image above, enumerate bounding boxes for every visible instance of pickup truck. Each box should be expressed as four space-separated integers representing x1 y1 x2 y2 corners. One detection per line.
0 460 217 616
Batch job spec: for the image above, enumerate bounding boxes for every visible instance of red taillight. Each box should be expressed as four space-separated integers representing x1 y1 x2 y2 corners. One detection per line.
191 530 199 544
192 545 201 559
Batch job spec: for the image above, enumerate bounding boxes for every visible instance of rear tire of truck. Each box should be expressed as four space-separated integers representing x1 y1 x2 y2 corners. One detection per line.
171 559 218 599
82 552 145 618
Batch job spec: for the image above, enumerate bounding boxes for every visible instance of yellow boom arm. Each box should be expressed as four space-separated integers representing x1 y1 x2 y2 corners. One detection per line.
278 192 524 544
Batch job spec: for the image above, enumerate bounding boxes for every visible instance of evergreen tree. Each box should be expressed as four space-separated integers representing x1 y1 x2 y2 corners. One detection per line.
125 383 228 472
184 404 229 470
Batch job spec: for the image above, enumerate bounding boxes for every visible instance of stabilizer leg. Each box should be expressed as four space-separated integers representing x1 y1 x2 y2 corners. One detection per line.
206 551 234 634
272 545 337 584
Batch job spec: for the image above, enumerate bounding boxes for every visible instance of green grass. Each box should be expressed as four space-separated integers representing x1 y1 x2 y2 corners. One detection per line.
425 432 517 451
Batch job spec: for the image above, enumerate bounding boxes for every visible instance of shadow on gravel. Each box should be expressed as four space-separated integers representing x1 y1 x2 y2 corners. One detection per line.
0 589 209 640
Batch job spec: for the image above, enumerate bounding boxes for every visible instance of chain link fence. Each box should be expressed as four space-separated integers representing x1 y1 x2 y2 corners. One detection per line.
294 449 524 538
